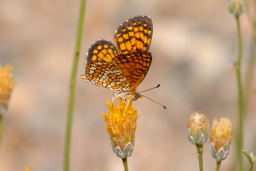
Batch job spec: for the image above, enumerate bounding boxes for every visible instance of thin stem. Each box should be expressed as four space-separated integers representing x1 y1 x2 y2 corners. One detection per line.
249 165 253 171
234 15 245 171
216 161 222 171
122 158 129 171
196 144 204 171
64 0 86 171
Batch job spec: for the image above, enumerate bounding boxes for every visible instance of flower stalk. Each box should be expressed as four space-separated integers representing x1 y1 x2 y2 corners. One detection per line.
228 0 245 170
216 161 222 171
234 14 245 171
196 144 204 171
122 158 129 171
64 0 86 171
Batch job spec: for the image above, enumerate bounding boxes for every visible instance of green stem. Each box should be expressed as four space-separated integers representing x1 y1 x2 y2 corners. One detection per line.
234 15 245 171
64 0 86 171
122 158 129 171
248 165 253 171
196 144 203 171
216 161 222 171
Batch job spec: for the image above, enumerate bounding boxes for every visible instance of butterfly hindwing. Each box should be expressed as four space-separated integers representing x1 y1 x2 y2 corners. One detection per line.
83 60 129 91
87 40 118 63
114 16 153 55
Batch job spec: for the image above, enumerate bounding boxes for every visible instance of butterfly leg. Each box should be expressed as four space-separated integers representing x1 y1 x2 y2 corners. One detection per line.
123 98 132 115
111 93 116 103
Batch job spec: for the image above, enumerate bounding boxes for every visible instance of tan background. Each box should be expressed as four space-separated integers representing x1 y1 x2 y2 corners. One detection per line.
0 0 255 170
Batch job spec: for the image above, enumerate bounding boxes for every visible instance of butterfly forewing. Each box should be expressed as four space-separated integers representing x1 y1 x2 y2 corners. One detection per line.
114 16 153 54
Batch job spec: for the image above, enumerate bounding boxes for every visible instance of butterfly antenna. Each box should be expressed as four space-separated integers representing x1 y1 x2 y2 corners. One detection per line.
139 84 160 94
142 95 167 110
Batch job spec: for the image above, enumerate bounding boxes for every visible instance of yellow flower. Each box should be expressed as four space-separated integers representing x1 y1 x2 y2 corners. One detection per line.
0 65 15 114
187 111 209 145
25 168 31 171
102 99 138 158
210 118 233 161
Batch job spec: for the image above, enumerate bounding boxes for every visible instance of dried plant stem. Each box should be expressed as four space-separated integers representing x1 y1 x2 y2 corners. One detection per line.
234 15 245 171
122 158 129 171
64 0 86 171
216 161 222 171
196 144 203 171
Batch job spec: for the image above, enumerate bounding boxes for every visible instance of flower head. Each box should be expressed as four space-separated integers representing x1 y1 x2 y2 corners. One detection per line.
210 118 233 161
0 65 15 114
187 111 209 145
102 99 138 158
228 0 245 17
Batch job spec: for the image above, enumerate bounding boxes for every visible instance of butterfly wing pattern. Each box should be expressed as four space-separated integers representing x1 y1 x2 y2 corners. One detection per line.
82 40 129 91
114 15 153 54
82 16 153 99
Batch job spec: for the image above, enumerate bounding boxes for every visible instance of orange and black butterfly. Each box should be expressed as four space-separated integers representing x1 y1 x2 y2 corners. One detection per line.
81 16 153 100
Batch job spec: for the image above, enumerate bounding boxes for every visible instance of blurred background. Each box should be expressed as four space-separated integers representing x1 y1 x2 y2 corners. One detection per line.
0 0 255 170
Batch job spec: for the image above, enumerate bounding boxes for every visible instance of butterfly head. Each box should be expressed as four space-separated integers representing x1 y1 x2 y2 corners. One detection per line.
132 92 142 101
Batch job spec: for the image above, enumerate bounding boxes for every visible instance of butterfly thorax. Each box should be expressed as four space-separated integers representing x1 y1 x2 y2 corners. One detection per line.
114 90 142 101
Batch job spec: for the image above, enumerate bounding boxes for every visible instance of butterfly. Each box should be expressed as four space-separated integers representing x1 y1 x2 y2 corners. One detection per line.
81 16 153 101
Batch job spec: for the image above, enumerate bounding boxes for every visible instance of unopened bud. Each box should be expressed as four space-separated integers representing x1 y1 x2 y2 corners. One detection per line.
187 111 209 145
228 0 245 17
210 118 233 161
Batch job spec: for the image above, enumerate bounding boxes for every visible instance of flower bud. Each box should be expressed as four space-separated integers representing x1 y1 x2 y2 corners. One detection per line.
228 0 245 17
187 111 209 145
210 118 233 161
